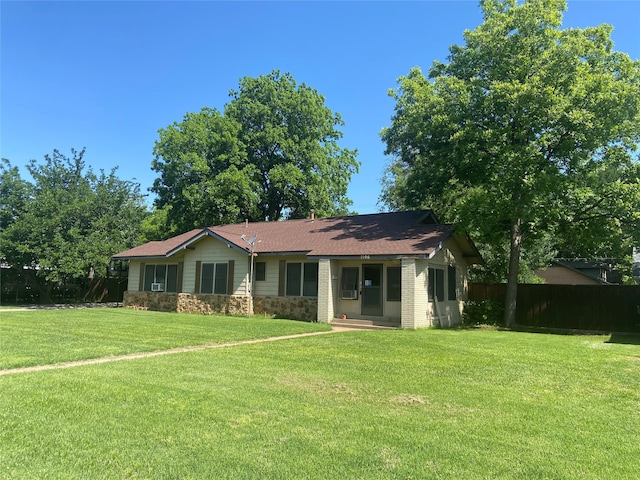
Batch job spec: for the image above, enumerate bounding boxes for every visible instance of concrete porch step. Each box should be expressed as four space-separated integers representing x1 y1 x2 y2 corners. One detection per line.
331 318 400 330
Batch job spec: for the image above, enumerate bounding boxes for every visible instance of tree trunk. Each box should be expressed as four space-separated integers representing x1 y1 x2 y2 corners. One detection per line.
504 218 522 327
32 280 53 305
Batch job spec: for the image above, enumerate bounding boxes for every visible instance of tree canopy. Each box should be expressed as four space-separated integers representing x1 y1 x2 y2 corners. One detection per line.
0 149 147 300
380 0 640 325
151 70 360 235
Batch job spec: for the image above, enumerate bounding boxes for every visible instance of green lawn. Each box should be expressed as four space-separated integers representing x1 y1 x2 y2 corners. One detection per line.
0 309 330 369
1 315 639 479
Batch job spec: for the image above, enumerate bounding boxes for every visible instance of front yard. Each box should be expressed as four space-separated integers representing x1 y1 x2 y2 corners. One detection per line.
1 310 638 478
0 309 330 369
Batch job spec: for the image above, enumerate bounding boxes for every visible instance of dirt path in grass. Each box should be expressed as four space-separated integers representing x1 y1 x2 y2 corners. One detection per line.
1 302 121 312
0 327 362 377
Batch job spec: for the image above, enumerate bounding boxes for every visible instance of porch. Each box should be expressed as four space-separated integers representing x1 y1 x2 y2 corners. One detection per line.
330 316 400 330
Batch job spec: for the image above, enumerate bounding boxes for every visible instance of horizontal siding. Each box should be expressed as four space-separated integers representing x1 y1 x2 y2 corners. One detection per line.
128 260 141 292
181 237 248 294
253 256 283 296
534 266 601 285
253 255 314 297
127 253 185 293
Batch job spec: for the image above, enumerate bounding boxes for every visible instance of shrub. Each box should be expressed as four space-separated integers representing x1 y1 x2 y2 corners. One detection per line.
463 299 505 326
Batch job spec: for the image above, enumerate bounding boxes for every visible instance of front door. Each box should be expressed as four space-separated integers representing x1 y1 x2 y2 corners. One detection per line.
361 264 383 316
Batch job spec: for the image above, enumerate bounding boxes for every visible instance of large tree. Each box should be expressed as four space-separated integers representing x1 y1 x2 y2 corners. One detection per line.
151 70 359 235
380 0 640 326
0 158 32 233
0 149 147 301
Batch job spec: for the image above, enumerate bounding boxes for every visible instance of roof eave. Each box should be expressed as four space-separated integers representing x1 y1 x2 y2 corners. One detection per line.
165 229 210 257
550 261 610 285
454 233 484 265
166 229 250 257
113 228 251 260
255 250 312 257
111 254 171 260
307 254 427 260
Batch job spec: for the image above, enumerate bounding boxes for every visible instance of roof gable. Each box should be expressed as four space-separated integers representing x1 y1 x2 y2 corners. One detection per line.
112 228 203 259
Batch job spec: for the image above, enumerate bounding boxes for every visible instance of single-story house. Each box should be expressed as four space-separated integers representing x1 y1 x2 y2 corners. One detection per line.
534 260 617 285
113 210 483 328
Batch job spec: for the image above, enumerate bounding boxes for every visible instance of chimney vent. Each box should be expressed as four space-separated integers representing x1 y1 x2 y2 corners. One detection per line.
310 209 315 221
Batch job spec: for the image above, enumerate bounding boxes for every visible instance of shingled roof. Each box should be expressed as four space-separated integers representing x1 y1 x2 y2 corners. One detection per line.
112 228 205 259
113 210 483 263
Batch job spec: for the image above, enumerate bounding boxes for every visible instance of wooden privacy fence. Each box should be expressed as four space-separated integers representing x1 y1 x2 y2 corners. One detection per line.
0 277 127 305
469 283 640 333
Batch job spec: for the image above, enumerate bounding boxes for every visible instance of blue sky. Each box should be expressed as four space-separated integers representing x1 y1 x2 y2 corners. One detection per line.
2 1 639 215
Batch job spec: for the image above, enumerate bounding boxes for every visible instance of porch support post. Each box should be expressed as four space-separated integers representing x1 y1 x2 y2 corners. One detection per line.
401 258 417 329
317 258 335 323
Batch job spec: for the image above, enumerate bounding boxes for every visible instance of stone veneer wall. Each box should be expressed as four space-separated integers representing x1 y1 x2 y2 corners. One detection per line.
177 294 250 315
253 296 318 322
124 291 179 312
123 291 318 321
123 291 249 315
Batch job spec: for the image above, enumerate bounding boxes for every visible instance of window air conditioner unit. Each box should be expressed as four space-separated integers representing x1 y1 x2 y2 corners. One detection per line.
341 290 358 300
151 283 165 292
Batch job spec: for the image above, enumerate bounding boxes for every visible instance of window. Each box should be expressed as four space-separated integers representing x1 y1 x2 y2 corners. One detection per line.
201 263 214 294
428 267 444 302
286 263 302 296
303 263 318 297
448 265 457 300
201 263 228 294
286 262 318 297
144 264 178 292
214 263 228 294
387 266 401 302
255 262 266 281
166 265 178 292
341 267 359 299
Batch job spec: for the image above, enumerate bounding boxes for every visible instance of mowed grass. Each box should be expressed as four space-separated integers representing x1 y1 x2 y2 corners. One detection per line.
1 321 639 479
0 309 330 369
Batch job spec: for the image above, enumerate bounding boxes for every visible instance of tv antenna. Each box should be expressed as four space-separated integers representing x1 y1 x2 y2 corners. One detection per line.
241 234 258 317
